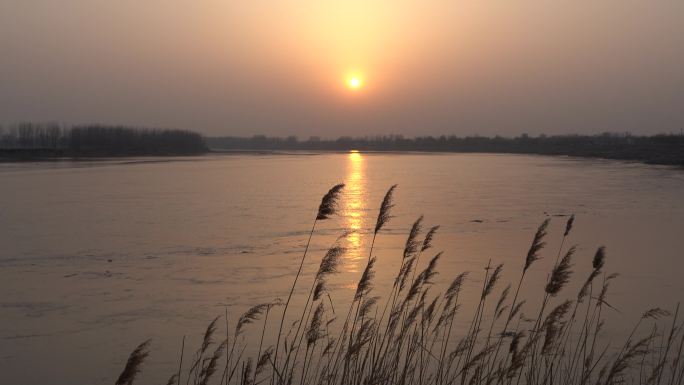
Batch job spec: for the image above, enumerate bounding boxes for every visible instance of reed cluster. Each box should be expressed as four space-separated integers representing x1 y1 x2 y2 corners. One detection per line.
115 184 684 385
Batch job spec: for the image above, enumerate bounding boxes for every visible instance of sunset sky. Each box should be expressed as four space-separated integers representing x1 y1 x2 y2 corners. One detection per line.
1 1 683 137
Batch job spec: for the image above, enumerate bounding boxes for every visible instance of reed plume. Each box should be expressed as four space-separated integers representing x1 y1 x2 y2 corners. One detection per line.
445 272 468 309
237 304 270 336
404 259 438 306
355 257 377 301
359 296 379 320
593 246 606 270
564 214 575 236
541 300 573 355
483 263 503 299
316 184 345 220
545 245 575 296
494 284 512 318
525 218 550 272
115 339 151 385
200 316 219 354
241 357 253 385
422 252 441 285
316 245 345 280
374 184 397 235
255 347 273 378
396 257 416 292
604 336 653 384
403 216 424 261
191 317 221 385
198 340 226 385
509 300 525 321
642 308 670 320
421 225 440 252
509 331 524 355
313 280 326 302
578 246 606 302
307 303 325 347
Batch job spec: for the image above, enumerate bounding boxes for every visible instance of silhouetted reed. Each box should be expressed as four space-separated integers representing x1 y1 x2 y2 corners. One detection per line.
375 184 397 236
272 183 344 384
116 339 151 385
115 185 684 385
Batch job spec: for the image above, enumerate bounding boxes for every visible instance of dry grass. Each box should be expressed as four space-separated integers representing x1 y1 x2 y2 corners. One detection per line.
115 185 683 385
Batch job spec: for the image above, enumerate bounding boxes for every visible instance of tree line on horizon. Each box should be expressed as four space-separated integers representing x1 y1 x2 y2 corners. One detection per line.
207 132 684 165
0 123 207 156
1 123 682 165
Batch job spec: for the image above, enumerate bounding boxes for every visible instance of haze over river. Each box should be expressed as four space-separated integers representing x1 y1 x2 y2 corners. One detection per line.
1 152 683 385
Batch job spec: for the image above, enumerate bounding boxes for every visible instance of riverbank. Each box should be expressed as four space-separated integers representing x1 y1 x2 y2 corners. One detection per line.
0 124 208 160
3 129 682 166
0 148 208 161
206 134 684 166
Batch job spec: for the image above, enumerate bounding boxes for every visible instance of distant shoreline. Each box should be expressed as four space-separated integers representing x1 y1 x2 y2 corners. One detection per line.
0 124 208 161
0 148 208 162
205 133 684 167
2 127 683 167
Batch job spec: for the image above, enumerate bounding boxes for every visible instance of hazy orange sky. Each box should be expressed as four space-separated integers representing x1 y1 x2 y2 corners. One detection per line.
1 1 683 137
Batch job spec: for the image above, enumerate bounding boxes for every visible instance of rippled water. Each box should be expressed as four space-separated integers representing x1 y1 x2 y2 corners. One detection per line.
1 153 683 385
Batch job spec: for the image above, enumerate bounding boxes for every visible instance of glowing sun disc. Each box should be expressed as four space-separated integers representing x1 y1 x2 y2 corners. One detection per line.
346 76 363 90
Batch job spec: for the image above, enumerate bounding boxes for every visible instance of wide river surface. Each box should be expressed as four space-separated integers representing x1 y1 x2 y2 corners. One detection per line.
1 152 683 385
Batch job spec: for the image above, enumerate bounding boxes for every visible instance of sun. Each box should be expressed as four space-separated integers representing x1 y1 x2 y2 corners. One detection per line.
346 75 364 90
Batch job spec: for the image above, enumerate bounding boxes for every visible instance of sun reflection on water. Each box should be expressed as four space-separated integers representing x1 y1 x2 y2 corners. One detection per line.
343 150 365 272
